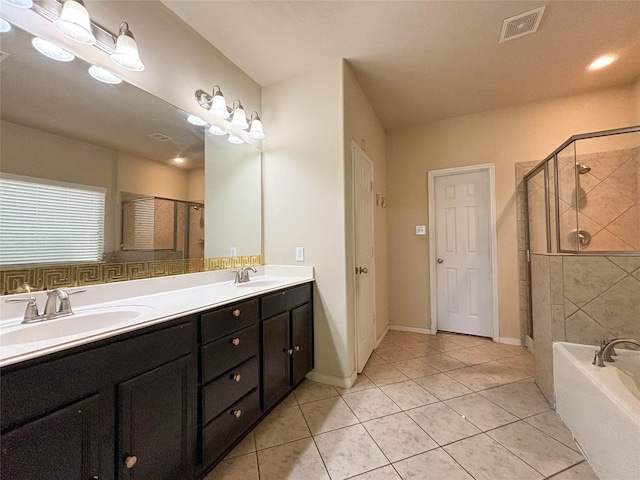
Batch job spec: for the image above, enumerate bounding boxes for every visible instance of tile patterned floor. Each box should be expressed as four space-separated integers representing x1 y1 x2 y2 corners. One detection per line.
206 331 600 480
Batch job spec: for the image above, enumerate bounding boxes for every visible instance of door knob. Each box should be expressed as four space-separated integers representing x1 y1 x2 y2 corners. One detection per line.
124 455 137 469
437 258 443 264
358 267 368 274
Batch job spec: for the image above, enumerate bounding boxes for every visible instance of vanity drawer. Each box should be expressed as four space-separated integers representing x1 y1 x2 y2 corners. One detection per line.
201 324 258 383
202 356 259 425
201 299 258 344
260 283 312 320
201 389 260 467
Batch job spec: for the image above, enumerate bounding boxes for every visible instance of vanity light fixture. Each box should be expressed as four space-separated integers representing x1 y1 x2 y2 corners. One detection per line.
32 37 75 62
110 22 144 71
0 18 11 33
1 0 33 9
187 114 208 126
227 134 244 145
54 0 97 45
208 125 227 136
587 54 618 71
230 100 249 130
209 85 230 119
88 65 122 84
248 112 265 140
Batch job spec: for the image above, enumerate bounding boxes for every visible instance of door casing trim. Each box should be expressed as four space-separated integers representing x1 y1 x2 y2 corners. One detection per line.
427 163 499 341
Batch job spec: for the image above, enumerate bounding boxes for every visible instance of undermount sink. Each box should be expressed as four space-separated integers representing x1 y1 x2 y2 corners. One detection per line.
0 306 153 346
228 279 285 289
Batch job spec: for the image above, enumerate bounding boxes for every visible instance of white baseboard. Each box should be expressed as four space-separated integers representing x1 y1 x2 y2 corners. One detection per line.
499 336 523 346
525 335 534 351
376 325 390 347
306 369 358 389
389 325 433 335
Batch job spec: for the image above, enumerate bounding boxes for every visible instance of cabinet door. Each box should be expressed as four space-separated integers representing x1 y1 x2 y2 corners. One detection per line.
291 303 314 385
118 354 194 480
262 312 290 411
1 394 101 480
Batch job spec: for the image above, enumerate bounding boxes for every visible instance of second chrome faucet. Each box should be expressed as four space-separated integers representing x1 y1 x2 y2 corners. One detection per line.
234 267 257 284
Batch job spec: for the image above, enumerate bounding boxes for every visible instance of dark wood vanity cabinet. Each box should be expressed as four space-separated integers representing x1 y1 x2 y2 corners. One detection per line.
261 283 314 411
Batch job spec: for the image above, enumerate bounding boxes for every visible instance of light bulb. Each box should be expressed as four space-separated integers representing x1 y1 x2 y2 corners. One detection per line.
187 114 208 126
230 102 249 130
88 65 122 84
587 54 619 71
209 91 229 119
248 116 265 140
32 37 75 62
1 0 33 9
0 18 11 33
111 22 144 72
227 134 244 144
208 125 227 136
54 0 96 45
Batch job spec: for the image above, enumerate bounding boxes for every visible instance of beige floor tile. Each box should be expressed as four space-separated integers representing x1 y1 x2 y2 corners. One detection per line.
479 384 550 418
472 361 531 384
421 353 467 372
254 405 311 450
363 412 438 462
336 374 377 395
393 448 474 480
363 363 410 386
496 343 529 355
380 380 439 410
366 352 388 367
293 379 339 404
299 396 359 434
445 393 518 431
413 373 473 400
315 424 389 480
496 353 535 375
391 358 440 378
428 339 465 352
446 367 501 391
206 452 259 480
256 437 329 480
487 421 584 477
510 378 548 402
376 346 415 363
524 410 579 452
342 387 401 422
446 348 495 366
444 433 543 480
469 344 515 360
348 465 402 479
445 334 494 348
277 393 298 408
397 342 441 357
377 337 399 350
225 430 256 459
546 461 601 480
405 402 481 446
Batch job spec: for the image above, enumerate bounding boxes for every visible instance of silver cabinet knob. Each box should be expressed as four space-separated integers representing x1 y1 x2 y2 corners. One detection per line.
232 337 241 346
437 258 444 264
124 455 137 469
232 374 241 382
232 409 242 418
294 345 300 352
232 309 241 317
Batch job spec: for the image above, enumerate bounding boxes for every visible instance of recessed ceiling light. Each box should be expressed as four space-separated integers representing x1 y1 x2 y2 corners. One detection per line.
32 37 75 62
0 18 11 33
173 157 185 164
587 54 619 71
88 65 122 84
187 114 208 126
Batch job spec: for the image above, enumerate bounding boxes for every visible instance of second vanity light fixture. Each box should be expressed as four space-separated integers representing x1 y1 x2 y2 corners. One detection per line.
195 85 266 142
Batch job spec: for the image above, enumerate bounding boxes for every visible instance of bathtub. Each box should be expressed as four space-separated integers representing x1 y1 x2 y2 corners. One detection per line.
553 342 640 480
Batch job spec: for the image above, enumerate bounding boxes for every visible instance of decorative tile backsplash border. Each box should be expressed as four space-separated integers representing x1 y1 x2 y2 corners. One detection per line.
0 255 262 295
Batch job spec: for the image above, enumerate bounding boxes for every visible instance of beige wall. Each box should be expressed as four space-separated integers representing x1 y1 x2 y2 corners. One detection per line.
187 168 205 203
263 61 353 384
343 63 389 342
635 78 640 121
387 84 639 341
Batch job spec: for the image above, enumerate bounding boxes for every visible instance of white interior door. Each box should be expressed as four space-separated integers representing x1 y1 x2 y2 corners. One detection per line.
354 145 376 372
434 170 492 337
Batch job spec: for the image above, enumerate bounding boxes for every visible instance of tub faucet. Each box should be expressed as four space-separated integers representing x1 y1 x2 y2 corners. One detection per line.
234 267 257 284
593 338 640 367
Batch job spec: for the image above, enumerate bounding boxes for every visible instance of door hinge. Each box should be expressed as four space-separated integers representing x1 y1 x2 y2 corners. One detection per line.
526 249 531 263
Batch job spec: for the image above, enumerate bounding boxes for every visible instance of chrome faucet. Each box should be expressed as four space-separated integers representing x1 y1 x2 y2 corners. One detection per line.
234 267 257 284
593 338 640 367
5 288 85 324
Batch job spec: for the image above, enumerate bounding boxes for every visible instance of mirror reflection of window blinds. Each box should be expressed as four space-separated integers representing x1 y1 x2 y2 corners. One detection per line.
0 174 105 265
133 198 154 249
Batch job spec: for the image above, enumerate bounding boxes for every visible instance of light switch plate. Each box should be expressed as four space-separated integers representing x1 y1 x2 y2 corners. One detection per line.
295 247 304 262
415 225 426 235
230 247 237 257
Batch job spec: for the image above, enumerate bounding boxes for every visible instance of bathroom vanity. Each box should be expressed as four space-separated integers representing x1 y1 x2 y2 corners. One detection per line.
0 273 314 480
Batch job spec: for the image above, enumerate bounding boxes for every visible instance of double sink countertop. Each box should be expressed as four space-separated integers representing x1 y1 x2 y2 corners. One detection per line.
0 265 314 367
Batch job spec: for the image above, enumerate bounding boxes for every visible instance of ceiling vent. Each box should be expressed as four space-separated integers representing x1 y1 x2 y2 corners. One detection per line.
148 132 172 142
499 6 546 43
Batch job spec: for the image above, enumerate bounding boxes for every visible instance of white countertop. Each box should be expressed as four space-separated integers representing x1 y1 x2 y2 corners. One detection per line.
0 265 314 367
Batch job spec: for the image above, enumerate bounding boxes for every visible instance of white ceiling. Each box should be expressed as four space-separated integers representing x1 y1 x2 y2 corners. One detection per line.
163 1 640 131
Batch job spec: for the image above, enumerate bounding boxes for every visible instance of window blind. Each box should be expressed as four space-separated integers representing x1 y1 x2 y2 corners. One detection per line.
0 174 106 266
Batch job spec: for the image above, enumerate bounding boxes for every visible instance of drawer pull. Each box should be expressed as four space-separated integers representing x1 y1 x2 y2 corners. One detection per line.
232 373 242 382
232 409 242 418
124 455 137 469
295 345 300 352
232 338 241 346
232 309 241 317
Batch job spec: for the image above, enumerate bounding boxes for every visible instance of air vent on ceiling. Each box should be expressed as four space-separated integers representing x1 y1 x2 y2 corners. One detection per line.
148 132 173 142
0 51 9 63
499 6 546 43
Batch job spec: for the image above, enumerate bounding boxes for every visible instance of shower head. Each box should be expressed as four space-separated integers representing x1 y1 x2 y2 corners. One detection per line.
576 163 591 174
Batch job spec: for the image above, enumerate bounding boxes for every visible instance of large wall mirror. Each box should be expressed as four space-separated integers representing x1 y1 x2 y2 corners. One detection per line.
0 22 262 293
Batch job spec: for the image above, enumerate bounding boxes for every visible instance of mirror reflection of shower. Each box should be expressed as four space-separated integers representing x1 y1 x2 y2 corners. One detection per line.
576 163 591 174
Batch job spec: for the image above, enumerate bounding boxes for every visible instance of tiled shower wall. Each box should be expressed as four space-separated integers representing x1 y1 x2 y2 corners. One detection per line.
531 253 640 402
